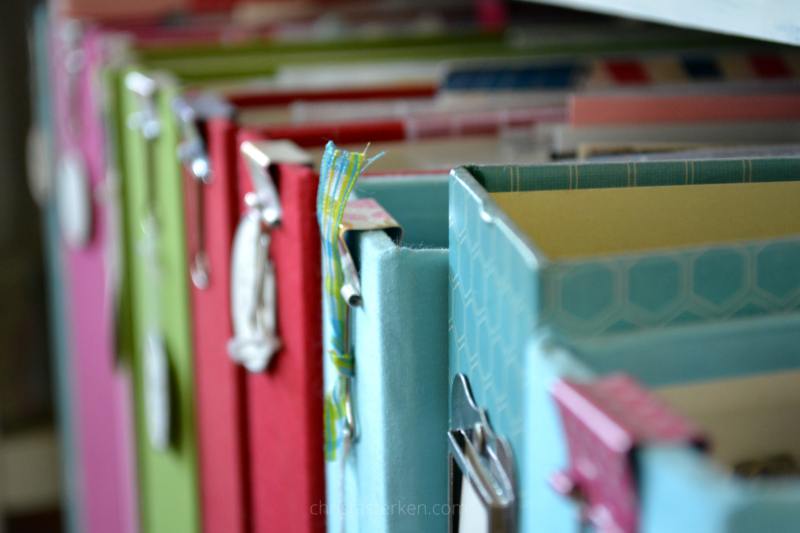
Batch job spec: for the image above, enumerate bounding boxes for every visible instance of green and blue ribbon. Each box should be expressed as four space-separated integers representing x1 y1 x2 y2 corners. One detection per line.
317 141 366 462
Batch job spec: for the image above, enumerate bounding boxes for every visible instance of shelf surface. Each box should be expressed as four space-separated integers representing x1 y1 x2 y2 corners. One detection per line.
528 0 800 45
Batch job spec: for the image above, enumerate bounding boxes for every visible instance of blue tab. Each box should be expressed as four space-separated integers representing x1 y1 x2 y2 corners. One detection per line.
444 64 579 90
682 56 722 80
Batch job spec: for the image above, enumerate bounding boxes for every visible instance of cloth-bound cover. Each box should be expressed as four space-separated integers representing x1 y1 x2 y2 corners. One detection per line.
55 0 233 20
324 176 450 533
118 71 200 533
449 157 800 533
35 7 81 533
53 25 140 533
191 116 250 533
193 86 439 533
236 128 326 533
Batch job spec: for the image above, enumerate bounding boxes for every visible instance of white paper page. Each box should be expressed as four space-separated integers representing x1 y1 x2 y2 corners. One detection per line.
458 474 489 533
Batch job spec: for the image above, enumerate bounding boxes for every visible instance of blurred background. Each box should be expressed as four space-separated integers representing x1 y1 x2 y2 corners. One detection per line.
0 1 62 531
2 0 800 531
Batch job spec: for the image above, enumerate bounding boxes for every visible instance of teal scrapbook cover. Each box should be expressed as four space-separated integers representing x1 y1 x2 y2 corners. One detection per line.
30 6 81 533
324 175 450 533
449 157 800 532
526 315 800 533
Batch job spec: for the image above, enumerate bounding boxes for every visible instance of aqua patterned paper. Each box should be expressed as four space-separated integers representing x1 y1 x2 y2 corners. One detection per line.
449 157 800 532
540 238 800 338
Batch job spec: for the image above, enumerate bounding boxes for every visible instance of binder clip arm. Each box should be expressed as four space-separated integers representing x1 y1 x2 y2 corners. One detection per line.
337 197 404 309
240 140 312 227
448 373 517 533
550 374 706 533
228 140 312 372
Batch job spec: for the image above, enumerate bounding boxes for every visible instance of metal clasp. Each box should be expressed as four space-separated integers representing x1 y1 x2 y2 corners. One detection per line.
240 140 311 227
337 197 403 308
448 374 517 533
60 19 84 137
126 72 160 141
125 71 171 452
173 96 212 289
174 96 212 183
334 197 403 445
228 140 312 373
550 374 705 533
125 72 161 224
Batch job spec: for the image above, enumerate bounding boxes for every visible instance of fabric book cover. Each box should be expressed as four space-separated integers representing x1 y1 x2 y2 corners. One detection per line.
322 173 451 533
53 23 139 533
450 156 800 532
117 69 200 533
234 129 325 533
191 85 435 533
35 8 81 533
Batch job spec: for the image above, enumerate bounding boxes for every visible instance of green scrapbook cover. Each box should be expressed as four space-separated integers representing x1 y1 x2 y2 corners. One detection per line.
138 23 739 61
135 26 747 81
117 68 199 533
98 24 766 533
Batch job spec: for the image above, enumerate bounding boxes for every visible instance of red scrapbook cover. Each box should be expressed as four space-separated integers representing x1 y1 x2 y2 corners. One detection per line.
192 87 433 533
190 116 250 533
236 128 326 533
193 88 560 533
233 116 483 533
192 116 330 533
233 118 442 533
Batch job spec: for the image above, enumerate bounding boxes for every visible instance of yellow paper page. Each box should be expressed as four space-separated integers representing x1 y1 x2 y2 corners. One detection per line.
657 369 800 466
491 181 800 260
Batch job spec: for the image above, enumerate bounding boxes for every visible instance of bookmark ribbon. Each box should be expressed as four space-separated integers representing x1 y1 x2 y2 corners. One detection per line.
317 141 372 462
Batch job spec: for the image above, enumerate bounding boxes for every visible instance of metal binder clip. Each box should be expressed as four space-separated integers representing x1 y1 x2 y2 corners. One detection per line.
337 198 403 308
126 72 160 142
240 140 311 226
448 374 517 533
550 374 705 533
228 140 312 373
338 239 363 307
173 96 212 289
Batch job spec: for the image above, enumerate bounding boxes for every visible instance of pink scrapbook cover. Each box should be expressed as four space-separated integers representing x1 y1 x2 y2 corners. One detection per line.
54 23 139 533
570 91 800 126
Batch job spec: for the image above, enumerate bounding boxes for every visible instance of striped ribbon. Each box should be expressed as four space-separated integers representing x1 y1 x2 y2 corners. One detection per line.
317 141 366 462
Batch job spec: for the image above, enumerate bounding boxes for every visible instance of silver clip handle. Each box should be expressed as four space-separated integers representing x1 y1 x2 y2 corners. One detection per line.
449 374 517 533
228 140 311 371
240 140 313 227
173 97 213 184
61 19 84 136
338 238 362 307
341 304 356 443
125 72 161 227
227 210 282 373
241 141 282 226
173 96 213 289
